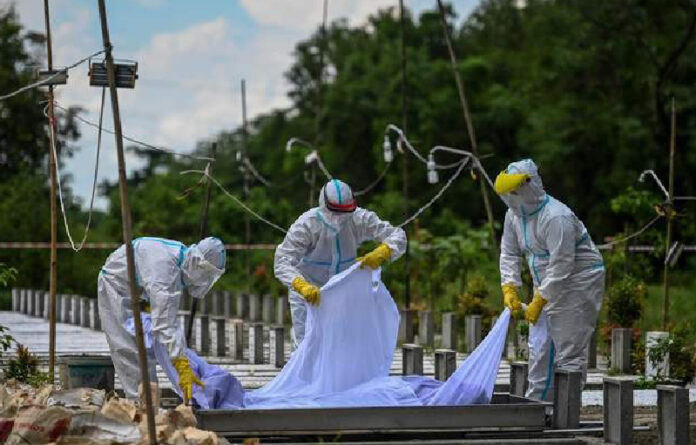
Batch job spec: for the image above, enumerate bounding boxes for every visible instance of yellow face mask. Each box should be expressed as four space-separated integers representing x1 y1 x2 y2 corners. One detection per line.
494 171 530 195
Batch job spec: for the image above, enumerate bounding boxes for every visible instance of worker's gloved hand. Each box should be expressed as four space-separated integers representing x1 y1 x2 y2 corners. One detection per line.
501 284 522 317
292 276 321 306
358 243 392 270
172 356 204 404
524 292 548 325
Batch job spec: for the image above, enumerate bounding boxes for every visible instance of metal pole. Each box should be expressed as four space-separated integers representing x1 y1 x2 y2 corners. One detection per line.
186 142 216 343
43 0 58 382
96 1 157 442
436 0 498 256
399 0 411 310
241 80 251 288
662 98 676 329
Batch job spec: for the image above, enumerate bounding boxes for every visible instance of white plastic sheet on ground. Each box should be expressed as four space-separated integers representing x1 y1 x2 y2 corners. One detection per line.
131 263 511 409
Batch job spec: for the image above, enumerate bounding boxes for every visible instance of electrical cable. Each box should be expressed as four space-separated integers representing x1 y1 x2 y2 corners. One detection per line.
354 162 392 197
0 49 104 102
597 215 662 249
44 89 105 252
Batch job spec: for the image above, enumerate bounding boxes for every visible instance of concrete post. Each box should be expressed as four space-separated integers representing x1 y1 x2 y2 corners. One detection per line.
646 331 670 379
269 326 285 368
276 296 288 325
33 290 43 317
611 328 632 374
209 291 221 316
61 294 71 323
603 377 633 445
248 323 264 364
418 310 434 348
465 314 482 353
657 385 689 445
262 294 275 324
195 314 210 355
249 294 261 322
587 325 598 369
236 293 249 320
398 309 415 343
442 312 458 351
434 349 456 381
178 310 195 347
70 295 81 325
212 316 227 357
402 343 423 375
90 299 101 331
26 289 34 316
11 288 19 312
229 319 244 361
223 291 233 318
510 361 529 397
553 369 582 429
80 297 90 328
42 292 50 319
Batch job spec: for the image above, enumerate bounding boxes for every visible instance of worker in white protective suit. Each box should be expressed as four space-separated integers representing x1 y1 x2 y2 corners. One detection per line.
98 236 225 401
274 179 407 346
494 159 604 401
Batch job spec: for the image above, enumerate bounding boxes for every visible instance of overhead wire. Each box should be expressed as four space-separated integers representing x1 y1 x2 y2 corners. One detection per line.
44 89 106 252
597 215 662 249
0 49 104 102
53 101 215 162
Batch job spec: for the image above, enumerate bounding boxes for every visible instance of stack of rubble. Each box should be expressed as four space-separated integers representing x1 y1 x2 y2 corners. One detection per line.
0 380 228 444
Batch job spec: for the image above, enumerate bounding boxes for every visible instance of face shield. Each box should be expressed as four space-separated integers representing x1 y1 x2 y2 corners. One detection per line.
318 179 356 229
495 159 546 214
182 237 226 299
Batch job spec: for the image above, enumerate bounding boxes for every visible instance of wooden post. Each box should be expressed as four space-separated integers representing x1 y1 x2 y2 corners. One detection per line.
662 98 676 329
398 0 412 309
43 0 59 383
186 143 217 343
435 0 498 256
241 80 251 288
95 1 156 441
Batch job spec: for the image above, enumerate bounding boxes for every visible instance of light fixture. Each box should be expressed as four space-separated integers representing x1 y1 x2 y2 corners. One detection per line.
89 59 138 89
235 150 242 162
427 154 438 184
666 241 684 268
383 135 393 163
37 69 68 86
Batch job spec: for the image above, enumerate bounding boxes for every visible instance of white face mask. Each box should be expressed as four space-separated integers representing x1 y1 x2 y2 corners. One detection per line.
182 246 224 299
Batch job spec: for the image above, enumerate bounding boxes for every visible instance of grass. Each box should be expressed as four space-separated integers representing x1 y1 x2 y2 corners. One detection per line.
639 284 695 336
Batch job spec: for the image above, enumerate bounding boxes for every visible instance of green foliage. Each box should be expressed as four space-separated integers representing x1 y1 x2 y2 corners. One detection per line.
606 276 645 328
665 325 696 384
0 325 13 357
4 344 49 387
455 272 497 331
0 263 17 287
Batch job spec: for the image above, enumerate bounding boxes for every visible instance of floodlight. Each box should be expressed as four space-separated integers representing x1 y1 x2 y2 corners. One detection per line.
383 135 393 163
427 154 438 184
37 69 68 86
89 59 138 88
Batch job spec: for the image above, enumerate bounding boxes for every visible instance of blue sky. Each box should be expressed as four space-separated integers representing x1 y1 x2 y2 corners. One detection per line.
2 0 479 210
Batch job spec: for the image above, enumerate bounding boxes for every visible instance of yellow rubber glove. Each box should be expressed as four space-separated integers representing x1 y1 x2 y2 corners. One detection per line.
358 243 392 270
172 356 204 404
292 276 321 306
502 284 522 316
525 292 548 325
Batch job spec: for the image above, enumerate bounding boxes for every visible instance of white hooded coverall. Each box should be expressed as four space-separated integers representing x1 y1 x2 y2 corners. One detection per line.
274 179 407 346
98 237 225 398
498 160 605 401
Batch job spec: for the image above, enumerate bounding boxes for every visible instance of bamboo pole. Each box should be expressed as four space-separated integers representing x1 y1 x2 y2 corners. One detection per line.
43 0 58 383
399 0 412 310
96 1 157 442
186 142 216 343
241 80 251 287
661 98 676 330
310 0 328 207
435 0 499 256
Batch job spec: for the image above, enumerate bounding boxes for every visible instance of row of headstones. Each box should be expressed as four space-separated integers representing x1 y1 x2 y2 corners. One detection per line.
176 311 286 368
401 310 603 367
11 288 101 331
509 363 689 445
180 291 288 326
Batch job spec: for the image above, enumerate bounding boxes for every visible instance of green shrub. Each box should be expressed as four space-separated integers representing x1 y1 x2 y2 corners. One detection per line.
606 276 644 328
4 344 49 387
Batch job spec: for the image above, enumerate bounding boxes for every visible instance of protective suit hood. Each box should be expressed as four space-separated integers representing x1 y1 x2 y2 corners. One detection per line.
182 237 226 299
498 159 547 216
318 179 356 229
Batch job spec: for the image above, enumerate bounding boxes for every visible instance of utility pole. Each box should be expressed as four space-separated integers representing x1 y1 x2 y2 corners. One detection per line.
662 98 676 330
310 0 328 207
186 142 216 343
399 0 412 310
241 80 251 287
436 0 498 256
96 1 157 442
42 0 58 382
